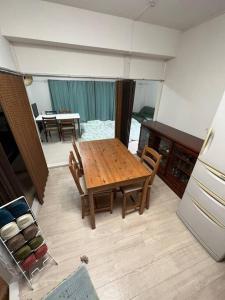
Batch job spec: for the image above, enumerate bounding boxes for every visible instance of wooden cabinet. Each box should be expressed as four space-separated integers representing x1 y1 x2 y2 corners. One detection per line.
137 121 204 198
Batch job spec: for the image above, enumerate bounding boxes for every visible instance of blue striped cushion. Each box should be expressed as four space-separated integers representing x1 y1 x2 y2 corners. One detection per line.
8 200 29 218
0 209 14 228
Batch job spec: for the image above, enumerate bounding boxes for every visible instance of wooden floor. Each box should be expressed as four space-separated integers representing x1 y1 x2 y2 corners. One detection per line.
19 167 225 300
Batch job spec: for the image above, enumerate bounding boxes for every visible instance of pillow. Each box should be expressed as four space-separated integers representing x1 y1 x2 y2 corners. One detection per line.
21 254 36 271
14 245 32 261
28 235 44 250
35 244 48 259
0 222 20 240
17 214 34 230
23 224 38 241
6 233 26 252
0 209 14 228
8 200 29 218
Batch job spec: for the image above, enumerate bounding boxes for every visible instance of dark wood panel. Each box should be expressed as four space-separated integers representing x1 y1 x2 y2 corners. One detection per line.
0 73 48 203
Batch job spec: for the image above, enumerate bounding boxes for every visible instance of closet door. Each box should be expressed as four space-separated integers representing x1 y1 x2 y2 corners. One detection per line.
115 80 136 147
0 73 48 203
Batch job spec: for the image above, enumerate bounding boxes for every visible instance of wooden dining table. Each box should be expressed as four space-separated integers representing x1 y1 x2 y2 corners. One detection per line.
79 138 151 229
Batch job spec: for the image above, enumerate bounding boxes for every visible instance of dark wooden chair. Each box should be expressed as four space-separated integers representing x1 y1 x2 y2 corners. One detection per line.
68 151 113 218
72 137 83 176
45 110 57 115
42 116 61 142
121 146 161 218
60 119 76 141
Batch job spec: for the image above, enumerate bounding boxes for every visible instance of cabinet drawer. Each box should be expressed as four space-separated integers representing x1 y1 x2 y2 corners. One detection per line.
177 191 225 261
186 177 225 227
192 160 225 203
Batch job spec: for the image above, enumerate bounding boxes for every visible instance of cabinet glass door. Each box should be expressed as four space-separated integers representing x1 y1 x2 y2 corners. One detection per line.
157 137 171 174
168 144 197 187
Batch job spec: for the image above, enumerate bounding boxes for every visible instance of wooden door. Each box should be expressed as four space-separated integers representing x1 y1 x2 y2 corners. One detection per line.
115 80 136 147
0 73 48 203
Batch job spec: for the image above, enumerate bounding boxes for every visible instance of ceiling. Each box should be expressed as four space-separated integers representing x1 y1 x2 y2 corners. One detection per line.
43 0 225 31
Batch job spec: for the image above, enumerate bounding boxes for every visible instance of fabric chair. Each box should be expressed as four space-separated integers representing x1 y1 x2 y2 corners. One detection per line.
72 138 83 176
42 116 61 142
45 110 57 115
121 146 161 218
68 151 113 219
60 119 76 141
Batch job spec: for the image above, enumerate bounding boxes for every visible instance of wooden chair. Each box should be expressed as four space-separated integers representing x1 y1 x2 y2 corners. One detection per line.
45 110 57 115
121 146 161 218
72 137 84 176
68 151 113 218
42 116 61 142
60 119 76 141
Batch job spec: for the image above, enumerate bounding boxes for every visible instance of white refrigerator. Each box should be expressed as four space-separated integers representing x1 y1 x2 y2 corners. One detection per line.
177 91 225 261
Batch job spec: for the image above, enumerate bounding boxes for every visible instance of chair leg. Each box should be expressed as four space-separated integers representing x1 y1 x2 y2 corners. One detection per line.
146 186 151 209
110 191 113 214
122 193 127 219
44 129 48 142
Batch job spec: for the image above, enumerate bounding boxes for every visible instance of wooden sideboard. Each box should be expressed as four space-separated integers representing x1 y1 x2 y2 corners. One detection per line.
137 121 204 198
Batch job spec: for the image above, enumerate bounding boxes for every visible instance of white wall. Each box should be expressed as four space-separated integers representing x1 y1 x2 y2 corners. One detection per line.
157 13 225 139
133 80 162 113
26 77 52 114
0 0 180 59
13 43 166 80
0 30 17 70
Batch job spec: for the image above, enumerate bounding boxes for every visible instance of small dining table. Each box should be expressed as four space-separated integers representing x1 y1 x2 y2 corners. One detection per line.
79 138 151 229
35 113 81 137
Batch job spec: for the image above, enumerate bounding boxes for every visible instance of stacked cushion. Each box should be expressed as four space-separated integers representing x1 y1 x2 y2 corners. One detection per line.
23 224 38 241
8 200 29 218
0 222 20 240
14 245 32 261
35 244 48 259
0 209 14 228
28 235 44 250
17 214 34 230
6 234 26 252
21 254 37 271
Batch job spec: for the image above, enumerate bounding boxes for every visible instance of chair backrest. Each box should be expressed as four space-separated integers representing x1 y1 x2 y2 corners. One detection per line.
59 109 71 113
140 146 162 185
42 116 58 128
45 110 57 115
60 119 75 126
72 137 83 175
68 151 84 195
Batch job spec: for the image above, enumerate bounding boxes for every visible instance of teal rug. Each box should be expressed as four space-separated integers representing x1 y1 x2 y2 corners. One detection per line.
43 265 99 300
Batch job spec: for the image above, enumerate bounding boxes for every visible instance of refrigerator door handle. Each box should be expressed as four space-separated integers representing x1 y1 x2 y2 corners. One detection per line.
192 196 225 229
200 127 214 155
205 164 225 182
193 177 225 206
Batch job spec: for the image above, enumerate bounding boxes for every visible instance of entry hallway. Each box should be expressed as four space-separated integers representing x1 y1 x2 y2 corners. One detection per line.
19 167 225 300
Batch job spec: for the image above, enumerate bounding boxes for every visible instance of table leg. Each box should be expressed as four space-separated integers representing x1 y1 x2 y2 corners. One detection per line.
139 177 149 215
77 119 81 137
89 191 96 229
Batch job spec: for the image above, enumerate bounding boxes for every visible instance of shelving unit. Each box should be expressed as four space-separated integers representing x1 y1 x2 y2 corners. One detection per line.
0 196 58 290
137 121 204 197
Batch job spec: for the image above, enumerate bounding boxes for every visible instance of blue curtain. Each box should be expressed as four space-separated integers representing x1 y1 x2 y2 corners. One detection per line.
48 80 115 122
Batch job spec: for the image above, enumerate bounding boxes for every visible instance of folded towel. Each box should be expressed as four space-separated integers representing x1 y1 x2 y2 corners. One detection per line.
14 245 32 261
0 209 14 228
28 235 44 250
21 254 37 271
8 199 29 218
0 222 20 240
23 224 38 241
17 214 34 230
6 233 26 252
35 244 48 259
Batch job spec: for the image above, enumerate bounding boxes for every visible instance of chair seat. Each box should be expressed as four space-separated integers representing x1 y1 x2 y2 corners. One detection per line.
121 184 143 194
